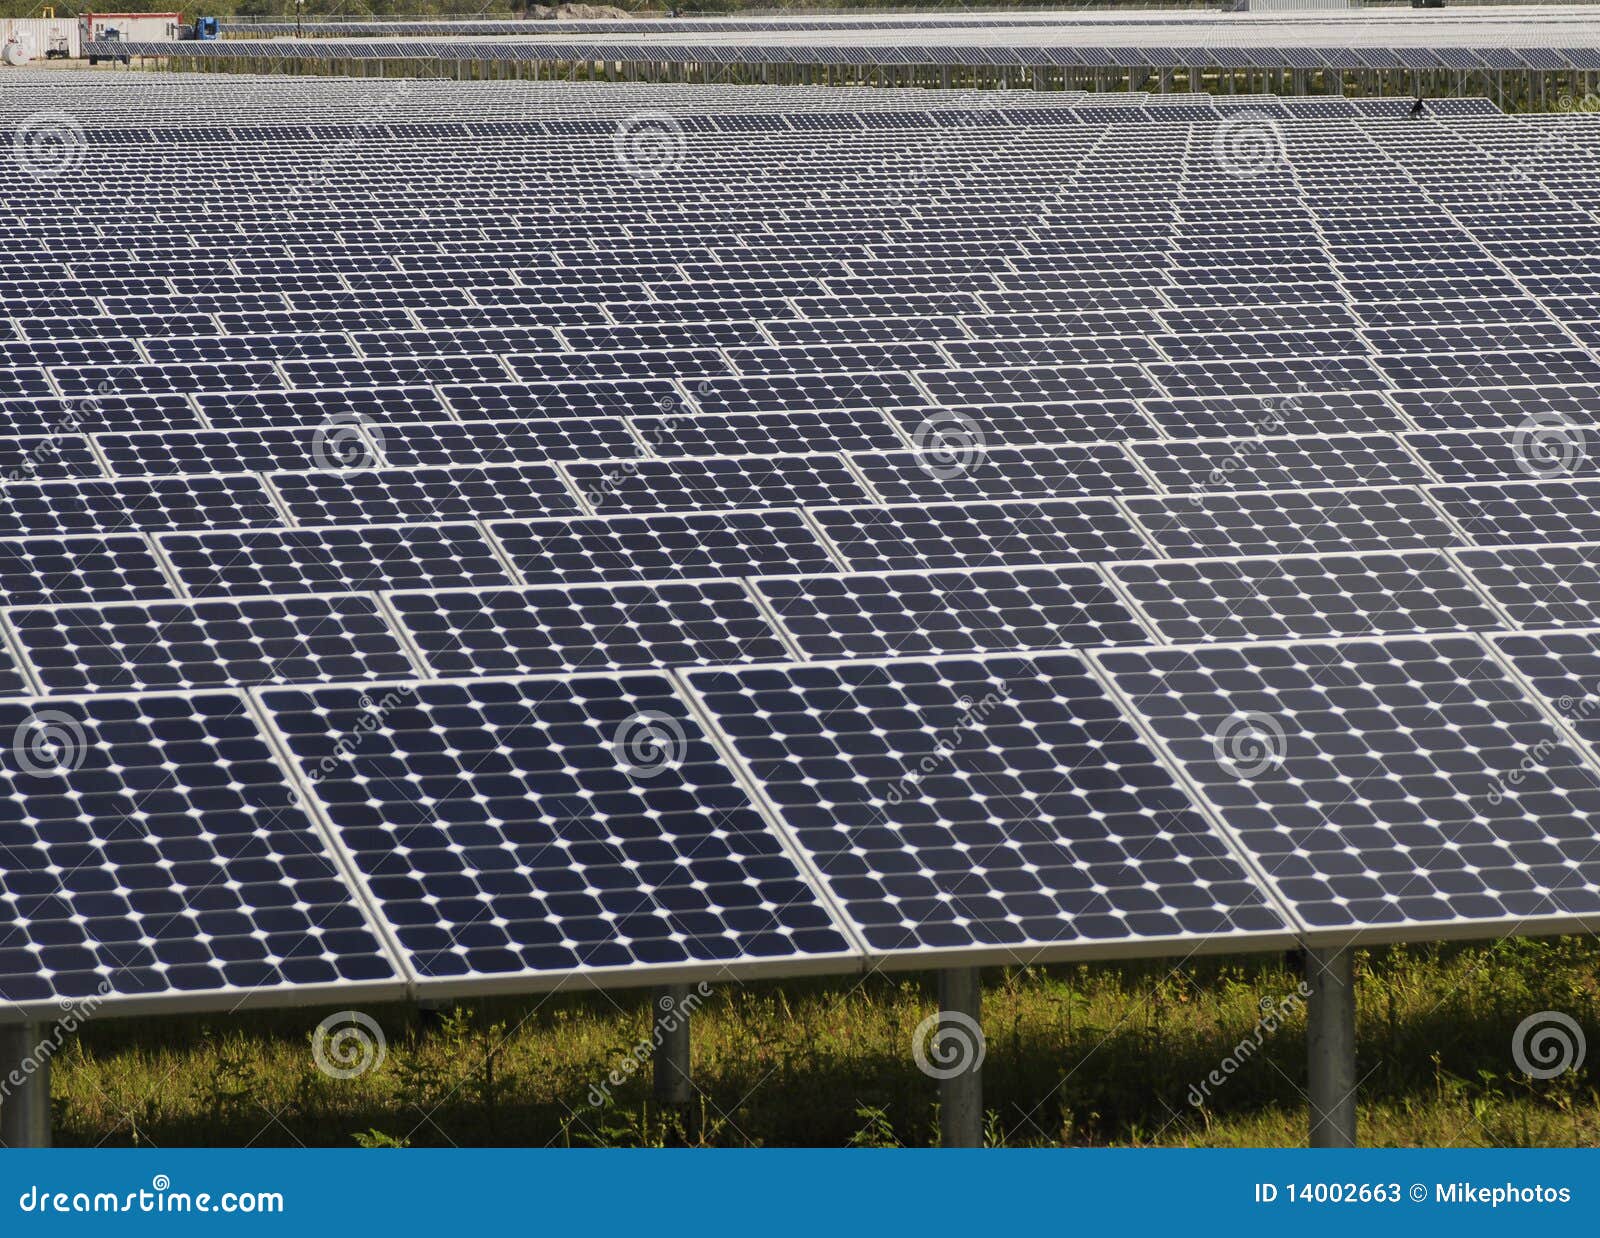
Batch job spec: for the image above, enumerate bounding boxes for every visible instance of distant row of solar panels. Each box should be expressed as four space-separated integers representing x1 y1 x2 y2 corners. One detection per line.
2 469 1600 588
99 38 1600 71
2 536 1600 691
22 95 1502 147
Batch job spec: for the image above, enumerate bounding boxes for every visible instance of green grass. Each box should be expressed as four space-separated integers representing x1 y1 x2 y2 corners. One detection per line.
46 937 1600 1148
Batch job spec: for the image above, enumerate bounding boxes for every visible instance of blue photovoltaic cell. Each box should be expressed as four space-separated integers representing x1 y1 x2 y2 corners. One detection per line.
488 510 837 584
685 654 1289 959
0 692 398 1007
156 523 518 598
257 676 856 984
387 580 789 675
1097 636 1600 938
6 595 417 693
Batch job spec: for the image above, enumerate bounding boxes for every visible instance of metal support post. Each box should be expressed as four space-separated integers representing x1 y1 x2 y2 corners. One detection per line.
0 1024 50 1148
936 969 983 1148
652 985 693 1109
1307 948 1357 1148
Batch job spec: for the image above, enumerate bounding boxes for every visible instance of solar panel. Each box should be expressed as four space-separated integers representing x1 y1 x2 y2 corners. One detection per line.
1494 629 1600 751
1127 434 1432 493
1451 544 1600 628
195 386 451 429
632 410 904 456
1428 480 1600 545
683 653 1291 961
386 580 789 675
156 523 518 598
5 594 418 693
0 692 401 1013
267 464 584 525
487 510 838 584
0 475 286 536
1125 487 1463 558
0 533 179 606
565 454 870 513
257 675 858 988
96 428 373 477
852 444 1153 502
811 498 1154 573
751 565 1149 659
1140 393 1408 439
1405 429 1600 483
1107 550 1505 643
442 379 681 419
890 402 1158 444
377 419 642 467
1095 635 1600 941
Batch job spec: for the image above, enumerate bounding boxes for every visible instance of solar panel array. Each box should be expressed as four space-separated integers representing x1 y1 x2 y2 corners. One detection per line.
6 77 1600 1019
